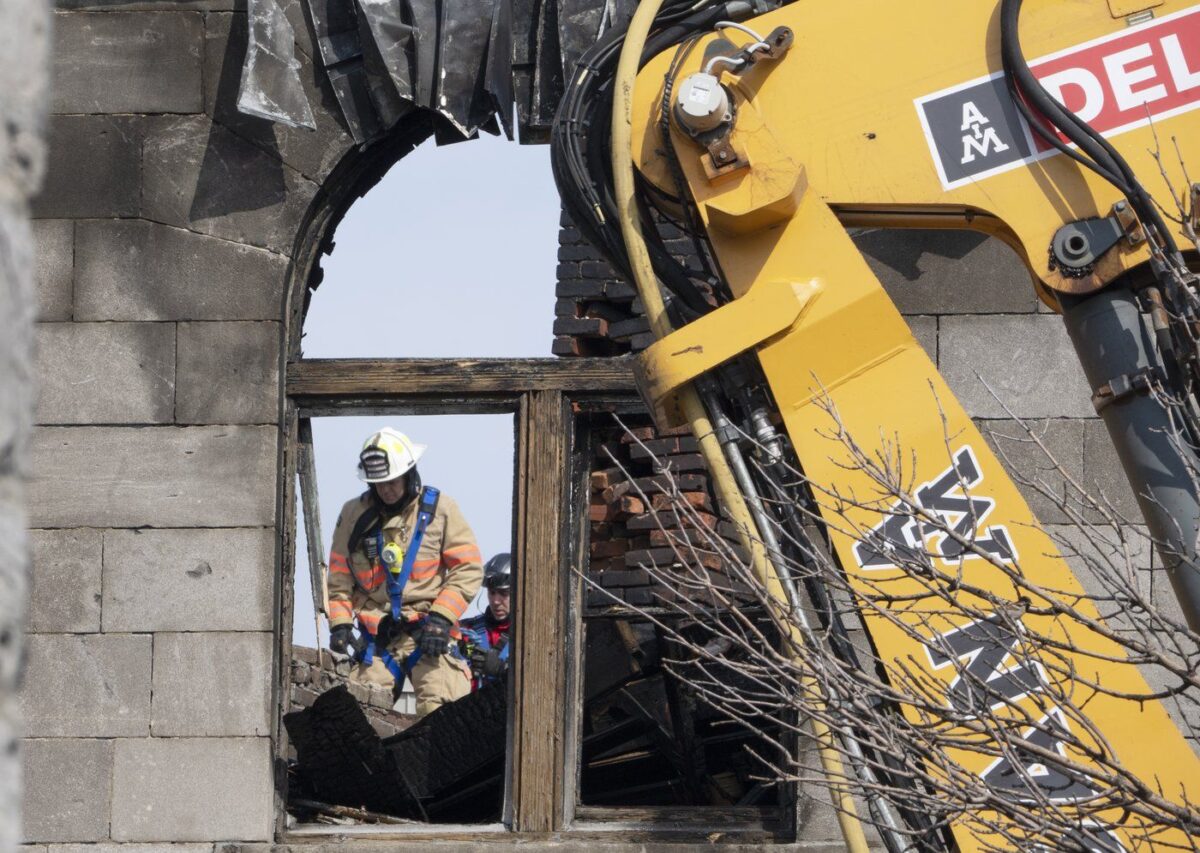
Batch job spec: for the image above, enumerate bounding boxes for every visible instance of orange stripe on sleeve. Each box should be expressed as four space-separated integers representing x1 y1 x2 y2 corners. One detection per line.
358 565 386 591
443 546 481 567
328 601 354 621
329 552 351 574
432 588 469 619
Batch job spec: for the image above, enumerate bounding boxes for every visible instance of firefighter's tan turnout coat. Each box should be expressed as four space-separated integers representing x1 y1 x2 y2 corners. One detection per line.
327 490 483 715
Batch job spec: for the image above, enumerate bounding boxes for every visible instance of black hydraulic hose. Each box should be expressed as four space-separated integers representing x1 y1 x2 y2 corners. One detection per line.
1000 1 1129 187
1001 75 1132 193
552 1 746 318
1000 0 1180 255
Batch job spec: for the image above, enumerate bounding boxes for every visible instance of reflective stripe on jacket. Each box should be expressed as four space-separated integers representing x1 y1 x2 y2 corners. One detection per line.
327 490 483 630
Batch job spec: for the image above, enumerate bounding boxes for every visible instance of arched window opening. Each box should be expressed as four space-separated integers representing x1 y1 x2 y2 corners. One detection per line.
301 134 562 360
284 132 561 829
280 114 794 840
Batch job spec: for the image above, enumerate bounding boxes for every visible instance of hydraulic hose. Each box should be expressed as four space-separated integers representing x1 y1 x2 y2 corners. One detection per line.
1000 0 1179 255
609 4 871 850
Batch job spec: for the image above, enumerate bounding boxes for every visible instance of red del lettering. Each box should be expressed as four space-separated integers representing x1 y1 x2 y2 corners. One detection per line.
1029 6 1200 148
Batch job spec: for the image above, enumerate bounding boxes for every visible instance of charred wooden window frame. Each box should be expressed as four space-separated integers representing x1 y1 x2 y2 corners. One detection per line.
566 406 797 843
280 356 633 839
280 357 794 842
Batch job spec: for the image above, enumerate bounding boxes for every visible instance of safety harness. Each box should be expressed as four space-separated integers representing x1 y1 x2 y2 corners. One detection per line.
355 486 442 684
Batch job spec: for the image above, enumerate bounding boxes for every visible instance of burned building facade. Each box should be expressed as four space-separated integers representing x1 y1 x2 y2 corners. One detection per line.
17 0 1144 850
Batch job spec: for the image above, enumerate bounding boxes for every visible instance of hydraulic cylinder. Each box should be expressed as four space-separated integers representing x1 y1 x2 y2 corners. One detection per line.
1061 285 1200 631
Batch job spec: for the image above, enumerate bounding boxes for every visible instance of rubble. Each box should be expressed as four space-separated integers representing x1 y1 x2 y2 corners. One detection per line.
289 645 416 740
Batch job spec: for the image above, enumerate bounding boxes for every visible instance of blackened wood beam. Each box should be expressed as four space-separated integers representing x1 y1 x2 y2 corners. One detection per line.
287 357 637 407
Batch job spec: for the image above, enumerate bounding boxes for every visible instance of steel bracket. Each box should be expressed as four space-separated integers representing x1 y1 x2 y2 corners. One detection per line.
634 279 821 428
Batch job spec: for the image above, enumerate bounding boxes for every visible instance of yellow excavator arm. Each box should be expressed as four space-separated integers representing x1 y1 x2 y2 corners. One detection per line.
608 1 1200 850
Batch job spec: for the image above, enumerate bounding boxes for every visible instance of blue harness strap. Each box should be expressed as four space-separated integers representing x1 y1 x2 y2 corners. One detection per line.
359 620 377 666
377 629 465 684
385 486 440 620
403 634 468 675
354 486 440 674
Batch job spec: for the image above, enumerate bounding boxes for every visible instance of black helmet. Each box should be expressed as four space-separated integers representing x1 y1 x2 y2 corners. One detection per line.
483 553 512 591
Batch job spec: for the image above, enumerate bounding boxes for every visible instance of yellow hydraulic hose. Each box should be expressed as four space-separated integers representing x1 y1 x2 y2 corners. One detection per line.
609 4 871 850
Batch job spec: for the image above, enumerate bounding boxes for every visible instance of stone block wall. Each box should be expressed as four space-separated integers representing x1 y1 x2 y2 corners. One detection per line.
288 646 416 738
19 3 348 846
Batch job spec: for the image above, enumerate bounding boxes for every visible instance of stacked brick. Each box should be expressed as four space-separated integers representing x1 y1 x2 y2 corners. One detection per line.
289 646 416 740
586 420 752 612
553 210 704 356
555 206 739 610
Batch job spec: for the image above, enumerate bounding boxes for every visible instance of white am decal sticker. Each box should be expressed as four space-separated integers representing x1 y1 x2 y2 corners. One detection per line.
915 4 1200 189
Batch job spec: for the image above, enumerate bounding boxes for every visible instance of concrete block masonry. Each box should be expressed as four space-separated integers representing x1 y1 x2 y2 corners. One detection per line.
35 323 176 425
32 220 72 321
140 115 318 255
31 116 143 220
21 739 113 842
110 738 273 841
21 634 151 737
938 314 1095 418
51 12 203 114
855 229 1039 315
74 221 286 322
1082 418 1142 520
152 632 273 737
27 529 102 633
176 322 280 424
102 527 275 632
29 846 214 853
977 418 1085 525
906 315 937 363
28 426 277 528
27 846 215 853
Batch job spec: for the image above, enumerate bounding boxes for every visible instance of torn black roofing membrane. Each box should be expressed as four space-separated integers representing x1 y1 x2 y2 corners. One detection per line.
237 0 639 146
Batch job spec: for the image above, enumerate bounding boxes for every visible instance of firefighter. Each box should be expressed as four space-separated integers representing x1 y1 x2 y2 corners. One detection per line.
327 428 482 717
458 553 513 691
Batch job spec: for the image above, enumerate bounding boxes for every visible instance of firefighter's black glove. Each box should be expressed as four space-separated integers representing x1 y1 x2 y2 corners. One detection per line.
477 647 507 678
418 613 453 658
374 614 397 649
329 624 360 658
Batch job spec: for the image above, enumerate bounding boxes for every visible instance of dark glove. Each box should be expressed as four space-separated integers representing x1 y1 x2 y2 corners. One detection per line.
469 638 508 678
480 647 508 678
374 613 397 649
329 624 361 658
418 613 453 657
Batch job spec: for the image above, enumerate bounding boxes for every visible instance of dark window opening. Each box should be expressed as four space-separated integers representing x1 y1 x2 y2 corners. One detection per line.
277 357 789 840
575 413 794 822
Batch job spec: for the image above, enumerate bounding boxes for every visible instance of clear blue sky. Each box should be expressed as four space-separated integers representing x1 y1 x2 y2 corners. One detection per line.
293 133 562 647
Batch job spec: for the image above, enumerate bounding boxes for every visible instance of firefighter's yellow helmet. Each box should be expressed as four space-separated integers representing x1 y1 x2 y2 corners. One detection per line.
357 428 427 483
